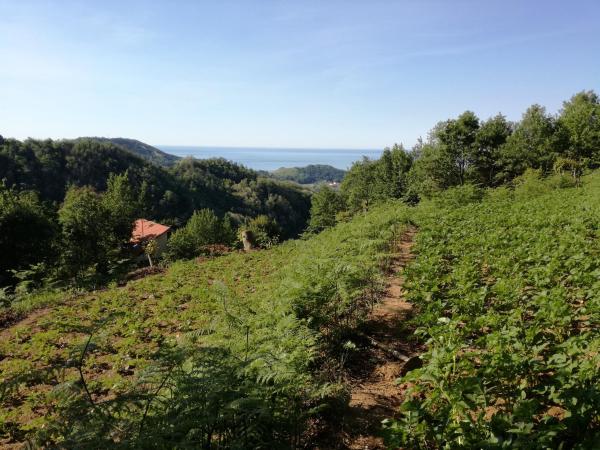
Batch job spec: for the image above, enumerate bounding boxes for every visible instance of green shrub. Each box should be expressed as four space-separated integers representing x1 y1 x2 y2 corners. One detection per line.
431 183 484 209
244 214 280 248
166 209 236 260
512 168 550 198
308 185 346 232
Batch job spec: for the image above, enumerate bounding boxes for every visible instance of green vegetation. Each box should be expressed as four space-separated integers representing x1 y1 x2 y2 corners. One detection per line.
336 90 600 213
382 171 600 448
0 185 56 289
58 173 137 284
307 185 346 232
165 209 236 260
243 214 281 248
0 137 310 291
269 164 346 184
76 137 181 167
0 201 409 447
341 144 413 211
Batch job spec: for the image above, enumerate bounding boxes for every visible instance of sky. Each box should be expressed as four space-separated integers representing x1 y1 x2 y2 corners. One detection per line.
1 0 599 149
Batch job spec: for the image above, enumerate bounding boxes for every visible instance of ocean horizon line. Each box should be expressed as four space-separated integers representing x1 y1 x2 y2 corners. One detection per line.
156 145 384 171
156 144 381 152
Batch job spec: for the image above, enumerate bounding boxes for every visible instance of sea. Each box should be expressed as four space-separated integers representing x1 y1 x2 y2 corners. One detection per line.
157 146 383 171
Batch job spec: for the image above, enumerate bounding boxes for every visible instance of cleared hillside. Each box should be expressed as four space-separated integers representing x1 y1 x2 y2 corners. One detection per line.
0 202 410 447
386 172 600 448
2 170 600 448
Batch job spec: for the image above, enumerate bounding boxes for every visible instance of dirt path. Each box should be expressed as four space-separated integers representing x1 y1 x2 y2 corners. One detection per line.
343 225 419 449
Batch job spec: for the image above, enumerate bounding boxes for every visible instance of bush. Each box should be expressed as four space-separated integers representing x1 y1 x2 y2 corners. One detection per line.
166 209 235 260
243 215 280 248
431 183 484 209
308 186 346 232
548 173 577 189
512 168 550 198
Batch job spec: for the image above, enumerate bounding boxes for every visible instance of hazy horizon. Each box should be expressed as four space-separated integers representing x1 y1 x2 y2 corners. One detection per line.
157 144 383 171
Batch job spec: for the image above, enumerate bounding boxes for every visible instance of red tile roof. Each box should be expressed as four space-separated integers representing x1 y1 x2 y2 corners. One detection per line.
131 219 171 243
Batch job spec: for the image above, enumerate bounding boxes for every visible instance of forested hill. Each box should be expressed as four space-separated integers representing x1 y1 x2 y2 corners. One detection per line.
81 138 343 184
76 137 181 166
269 164 346 184
0 136 311 286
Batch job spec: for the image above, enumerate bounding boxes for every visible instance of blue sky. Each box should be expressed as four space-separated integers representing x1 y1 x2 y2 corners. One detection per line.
1 0 599 149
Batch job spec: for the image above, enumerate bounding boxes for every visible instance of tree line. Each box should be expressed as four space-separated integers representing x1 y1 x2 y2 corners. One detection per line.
309 90 600 231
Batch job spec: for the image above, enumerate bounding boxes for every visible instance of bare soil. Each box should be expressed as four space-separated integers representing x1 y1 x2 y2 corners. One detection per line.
340 226 419 449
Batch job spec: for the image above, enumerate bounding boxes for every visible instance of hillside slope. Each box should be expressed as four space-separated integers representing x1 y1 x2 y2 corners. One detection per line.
0 137 311 232
270 164 346 184
0 202 410 447
2 171 599 448
78 137 181 166
386 173 600 448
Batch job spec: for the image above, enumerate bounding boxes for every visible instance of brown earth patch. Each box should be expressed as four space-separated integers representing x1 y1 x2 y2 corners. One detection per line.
337 226 420 449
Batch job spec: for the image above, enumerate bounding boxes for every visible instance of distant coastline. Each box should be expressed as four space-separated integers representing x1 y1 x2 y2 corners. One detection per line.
156 145 382 171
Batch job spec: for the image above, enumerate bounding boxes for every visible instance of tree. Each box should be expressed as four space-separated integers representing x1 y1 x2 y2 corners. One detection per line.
558 90 600 166
406 142 458 200
377 144 413 198
308 186 346 232
58 179 136 282
473 114 513 186
434 111 480 185
102 172 137 248
144 239 158 267
340 157 381 211
58 186 111 280
498 105 560 181
0 184 56 286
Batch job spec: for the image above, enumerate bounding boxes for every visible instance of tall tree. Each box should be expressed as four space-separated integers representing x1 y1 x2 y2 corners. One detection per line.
59 180 136 282
434 111 480 185
340 157 380 211
473 114 513 185
102 172 137 247
498 105 560 181
558 90 600 166
406 142 458 200
378 144 413 197
58 186 111 279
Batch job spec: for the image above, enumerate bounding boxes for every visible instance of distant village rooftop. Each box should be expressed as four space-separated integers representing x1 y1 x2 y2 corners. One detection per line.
131 219 170 243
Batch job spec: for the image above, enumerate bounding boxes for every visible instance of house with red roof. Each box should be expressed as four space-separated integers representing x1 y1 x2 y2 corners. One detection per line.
130 219 171 261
